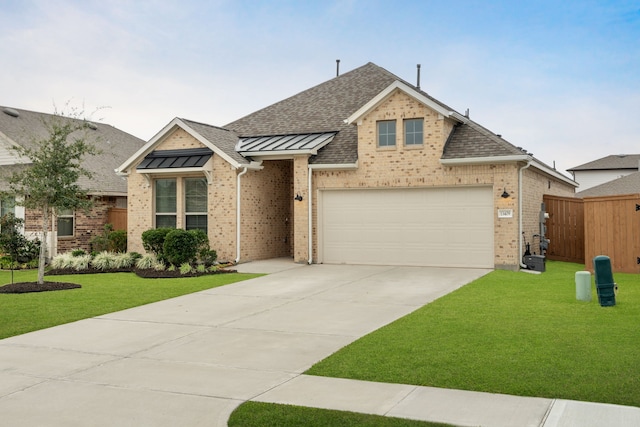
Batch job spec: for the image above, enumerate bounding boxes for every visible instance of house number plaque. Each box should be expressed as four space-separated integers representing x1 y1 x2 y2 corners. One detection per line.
497 209 513 218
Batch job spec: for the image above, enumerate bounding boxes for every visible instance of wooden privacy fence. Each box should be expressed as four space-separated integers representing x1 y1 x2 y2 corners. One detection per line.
544 195 585 264
583 194 640 273
107 208 127 231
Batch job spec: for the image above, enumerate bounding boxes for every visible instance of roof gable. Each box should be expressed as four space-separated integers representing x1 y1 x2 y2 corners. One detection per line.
117 118 247 174
345 80 456 125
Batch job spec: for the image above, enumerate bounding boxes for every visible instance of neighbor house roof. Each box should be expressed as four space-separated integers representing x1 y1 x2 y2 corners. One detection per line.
0 106 145 195
576 171 640 198
568 154 640 172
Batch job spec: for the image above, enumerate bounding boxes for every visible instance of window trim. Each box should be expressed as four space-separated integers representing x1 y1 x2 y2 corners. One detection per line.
57 208 75 238
184 177 208 232
377 120 397 148
154 178 177 229
404 118 424 147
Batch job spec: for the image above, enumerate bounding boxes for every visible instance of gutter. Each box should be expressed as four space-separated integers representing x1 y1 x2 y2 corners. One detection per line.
518 157 534 269
235 167 249 264
308 164 313 264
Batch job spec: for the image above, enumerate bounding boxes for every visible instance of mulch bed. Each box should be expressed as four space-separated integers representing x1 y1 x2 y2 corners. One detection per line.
44 266 236 279
0 281 81 294
45 267 133 275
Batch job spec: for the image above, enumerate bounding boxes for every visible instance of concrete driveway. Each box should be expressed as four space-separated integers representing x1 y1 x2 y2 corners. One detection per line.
0 261 489 426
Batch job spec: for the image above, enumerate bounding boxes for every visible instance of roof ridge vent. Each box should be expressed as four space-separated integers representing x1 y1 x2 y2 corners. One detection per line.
3 107 20 118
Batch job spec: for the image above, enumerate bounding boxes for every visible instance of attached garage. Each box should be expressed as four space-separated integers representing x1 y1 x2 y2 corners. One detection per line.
319 187 494 268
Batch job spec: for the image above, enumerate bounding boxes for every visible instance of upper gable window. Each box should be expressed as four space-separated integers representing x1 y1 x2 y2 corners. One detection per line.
404 119 423 146
377 120 396 147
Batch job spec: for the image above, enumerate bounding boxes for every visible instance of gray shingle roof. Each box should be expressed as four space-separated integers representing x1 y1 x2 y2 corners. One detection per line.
224 62 399 164
221 62 533 165
568 154 640 171
442 121 528 159
0 106 145 195
576 171 640 198
180 119 247 165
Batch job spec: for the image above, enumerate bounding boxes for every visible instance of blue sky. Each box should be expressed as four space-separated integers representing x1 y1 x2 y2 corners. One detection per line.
1 0 638 179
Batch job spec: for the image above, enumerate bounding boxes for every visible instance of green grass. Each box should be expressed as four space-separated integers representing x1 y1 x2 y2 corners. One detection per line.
307 261 640 407
228 402 452 427
0 269 261 340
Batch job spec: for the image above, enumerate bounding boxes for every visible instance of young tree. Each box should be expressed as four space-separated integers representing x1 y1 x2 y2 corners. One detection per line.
4 112 100 285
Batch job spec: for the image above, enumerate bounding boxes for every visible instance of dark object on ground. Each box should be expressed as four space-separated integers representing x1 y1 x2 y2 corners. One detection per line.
133 268 236 278
46 267 133 275
0 281 81 294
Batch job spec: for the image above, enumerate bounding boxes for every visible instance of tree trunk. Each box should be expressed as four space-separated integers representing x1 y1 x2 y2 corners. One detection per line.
37 206 49 285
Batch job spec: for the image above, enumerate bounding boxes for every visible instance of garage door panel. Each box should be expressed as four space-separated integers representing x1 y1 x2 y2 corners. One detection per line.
321 187 493 268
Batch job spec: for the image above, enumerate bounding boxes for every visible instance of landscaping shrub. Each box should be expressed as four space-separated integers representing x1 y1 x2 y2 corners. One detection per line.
71 254 92 271
0 213 40 266
135 253 160 270
141 228 173 261
92 252 117 270
50 252 75 269
179 262 194 275
90 224 127 253
163 229 197 266
189 229 217 265
108 230 127 253
113 252 135 269
71 249 87 257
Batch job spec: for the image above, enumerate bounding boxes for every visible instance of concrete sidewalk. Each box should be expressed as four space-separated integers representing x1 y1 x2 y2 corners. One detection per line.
1 259 638 426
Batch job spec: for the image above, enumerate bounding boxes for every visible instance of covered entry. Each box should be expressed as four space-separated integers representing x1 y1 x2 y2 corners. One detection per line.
320 187 494 268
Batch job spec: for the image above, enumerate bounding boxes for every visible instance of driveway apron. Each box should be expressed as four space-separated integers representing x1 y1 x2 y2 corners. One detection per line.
0 262 489 426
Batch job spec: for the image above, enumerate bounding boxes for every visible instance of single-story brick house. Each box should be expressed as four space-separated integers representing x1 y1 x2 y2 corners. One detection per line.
117 63 576 270
0 106 146 256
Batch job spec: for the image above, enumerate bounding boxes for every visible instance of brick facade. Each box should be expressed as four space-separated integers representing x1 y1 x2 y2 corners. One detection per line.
24 196 122 255
124 90 575 269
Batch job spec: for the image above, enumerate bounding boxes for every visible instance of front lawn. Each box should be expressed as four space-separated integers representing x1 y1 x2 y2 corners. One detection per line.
0 269 261 339
228 402 452 427
307 261 640 407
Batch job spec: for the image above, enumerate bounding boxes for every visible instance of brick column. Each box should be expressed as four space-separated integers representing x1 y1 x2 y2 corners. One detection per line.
293 155 309 263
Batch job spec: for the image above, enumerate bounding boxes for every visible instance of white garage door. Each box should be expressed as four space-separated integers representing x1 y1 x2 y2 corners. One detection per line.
320 187 494 268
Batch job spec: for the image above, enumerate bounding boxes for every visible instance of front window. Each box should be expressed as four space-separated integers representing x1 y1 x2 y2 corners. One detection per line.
184 177 208 232
57 208 74 237
0 196 15 218
404 118 423 146
377 120 396 147
155 178 177 228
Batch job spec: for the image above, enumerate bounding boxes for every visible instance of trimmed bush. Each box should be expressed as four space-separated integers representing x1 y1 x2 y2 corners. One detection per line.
141 228 173 261
71 249 87 257
163 229 197 266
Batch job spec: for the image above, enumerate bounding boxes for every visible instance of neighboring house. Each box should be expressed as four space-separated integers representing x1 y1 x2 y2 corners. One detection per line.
0 106 146 256
117 62 577 270
576 171 640 198
568 154 640 191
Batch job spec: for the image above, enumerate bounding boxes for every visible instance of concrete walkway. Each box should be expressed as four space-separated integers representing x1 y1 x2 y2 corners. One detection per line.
1 259 638 426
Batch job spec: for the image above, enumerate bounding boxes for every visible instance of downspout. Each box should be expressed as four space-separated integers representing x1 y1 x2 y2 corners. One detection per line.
518 158 533 269
235 167 249 264
308 164 313 264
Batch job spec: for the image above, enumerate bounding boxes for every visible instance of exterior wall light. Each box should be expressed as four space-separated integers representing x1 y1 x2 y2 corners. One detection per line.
501 189 510 198
295 194 303 201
